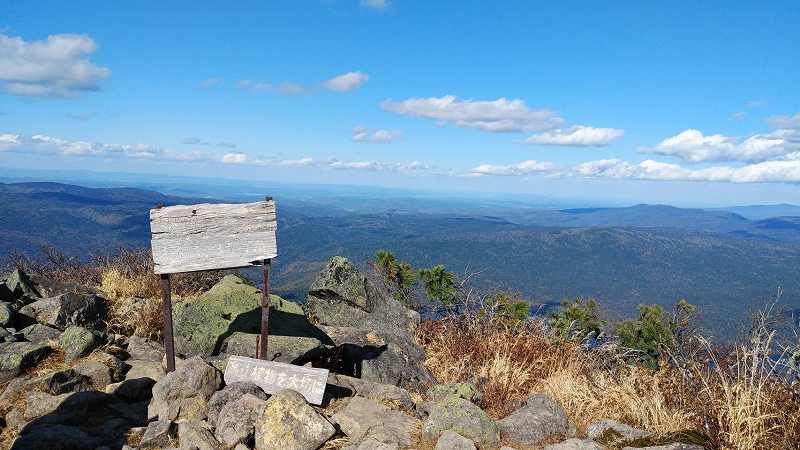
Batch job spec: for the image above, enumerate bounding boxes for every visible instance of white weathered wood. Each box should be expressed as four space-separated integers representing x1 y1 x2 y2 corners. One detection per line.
224 355 329 405
150 199 277 274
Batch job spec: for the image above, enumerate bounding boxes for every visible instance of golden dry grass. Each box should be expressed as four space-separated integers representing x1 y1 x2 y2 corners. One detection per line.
415 315 800 450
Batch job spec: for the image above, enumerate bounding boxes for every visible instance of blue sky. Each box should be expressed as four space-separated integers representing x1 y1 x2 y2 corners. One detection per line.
1 0 799 205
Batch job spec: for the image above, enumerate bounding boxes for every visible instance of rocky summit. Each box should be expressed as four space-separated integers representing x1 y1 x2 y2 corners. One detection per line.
0 258 704 449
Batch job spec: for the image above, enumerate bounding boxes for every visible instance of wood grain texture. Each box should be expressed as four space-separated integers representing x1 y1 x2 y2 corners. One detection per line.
150 200 277 274
224 355 328 405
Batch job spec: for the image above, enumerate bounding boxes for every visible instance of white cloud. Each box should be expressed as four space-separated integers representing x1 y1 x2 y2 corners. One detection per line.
568 158 800 184
381 95 564 133
767 113 800 129
221 152 248 164
323 72 368 92
522 125 624 147
644 129 791 163
0 133 21 150
0 33 110 98
352 126 402 143
199 77 223 88
361 0 389 9
470 160 555 176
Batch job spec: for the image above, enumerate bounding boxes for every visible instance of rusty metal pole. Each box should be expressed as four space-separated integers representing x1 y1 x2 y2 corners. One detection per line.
259 258 272 360
160 273 176 372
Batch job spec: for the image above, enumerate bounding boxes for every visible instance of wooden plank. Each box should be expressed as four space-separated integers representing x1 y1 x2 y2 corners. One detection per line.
224 355 328 405
150 199 277 274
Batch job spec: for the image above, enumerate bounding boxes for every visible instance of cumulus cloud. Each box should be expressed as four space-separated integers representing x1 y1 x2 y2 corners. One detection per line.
522 125 624 147
0 33 110 98
323 72 368 92
361 0 389 9
767 113 800 129
381 95 564 133
644 129 792 163
352 126 402 143
568 158 800 184
470 160 555 176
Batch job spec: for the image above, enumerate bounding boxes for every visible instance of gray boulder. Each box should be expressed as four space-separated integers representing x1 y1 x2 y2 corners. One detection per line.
332 396 420 448
179 420 223 450
126 335 165 361
545 438 603 450
435 430 477 450
18 292 106 330
74 360 114 388
497 394 567 445
24 390 70 420
24 368 92 394
172 275 318 357
423 396 499 448
0 341 51 382
4 269 40 299
207 381 268 426
141 419 175 448
587 419 652 442
254 389 335 450
214 393 267 447
327 373 416 412
19 323 61 342
125 359 165 382
58 326 98 360
148 356 222 421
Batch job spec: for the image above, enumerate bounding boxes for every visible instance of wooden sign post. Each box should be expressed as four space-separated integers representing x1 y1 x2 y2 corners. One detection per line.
149 198 278 372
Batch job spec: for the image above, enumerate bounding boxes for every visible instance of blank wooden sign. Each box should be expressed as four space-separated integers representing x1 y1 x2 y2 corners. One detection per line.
224 355 329 405
150 199 277 274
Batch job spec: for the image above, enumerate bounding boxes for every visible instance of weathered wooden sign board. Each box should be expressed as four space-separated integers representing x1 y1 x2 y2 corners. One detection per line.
149 198 278 372
224 355 329 405
150 200 277 274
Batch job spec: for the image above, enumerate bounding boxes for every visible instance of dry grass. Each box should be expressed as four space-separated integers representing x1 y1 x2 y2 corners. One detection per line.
416 310 800 450
9 246 229 339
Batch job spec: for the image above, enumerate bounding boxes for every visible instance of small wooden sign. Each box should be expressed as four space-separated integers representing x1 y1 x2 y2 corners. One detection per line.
150 199 277 274
224 355 329 405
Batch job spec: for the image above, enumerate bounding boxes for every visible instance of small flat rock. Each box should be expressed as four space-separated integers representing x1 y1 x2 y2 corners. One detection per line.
0 341 51 382
214 393 267 447
207 381 268 426
58 325 98 361
74 360 114 388
344 436 399 450
24 368 92 394
19 323 61 342
588 419 653 442
255 389 336 450
125 359 165 382
178 420 223 450
332 396 420 448
24 390 70 420
545 438 604 450
497 394 567 445
126 335 165 361
0 374 30 403
141 419 175 447
328 373 416 412
435 430 477 450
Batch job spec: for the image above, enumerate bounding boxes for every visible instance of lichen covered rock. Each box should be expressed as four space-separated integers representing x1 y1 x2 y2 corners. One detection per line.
423 395 499 448
254 389 335 450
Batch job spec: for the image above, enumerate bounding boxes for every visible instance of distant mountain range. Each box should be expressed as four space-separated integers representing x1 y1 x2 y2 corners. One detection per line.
2 181 798 341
